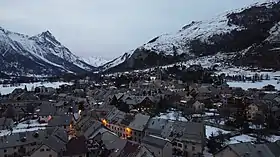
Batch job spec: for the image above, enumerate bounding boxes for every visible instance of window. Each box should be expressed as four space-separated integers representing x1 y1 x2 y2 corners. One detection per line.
14 147 16 149
185 145 188 149
46 148 50 151
64 125 66 129
178 143 183 148
4 149 7 153
40 149 45 152
49 155 52 157
4 154 7 157
192 146 195 151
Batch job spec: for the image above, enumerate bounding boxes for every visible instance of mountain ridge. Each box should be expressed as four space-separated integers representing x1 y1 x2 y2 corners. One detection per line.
0 27 96 76
103 0 280 72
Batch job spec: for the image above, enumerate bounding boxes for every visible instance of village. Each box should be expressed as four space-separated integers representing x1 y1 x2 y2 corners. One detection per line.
1 65 280 157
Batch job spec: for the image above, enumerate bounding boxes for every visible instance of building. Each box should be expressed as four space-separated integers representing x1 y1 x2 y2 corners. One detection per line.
161 121 205 157
214 142 275 157
63 136 88 157
142 135 172 157
192 101 205 113
26 135 66 157
102 107 151 142
34 86 56 94
246 103 261 120
0 130 48 157
48 115 73 131
128 113 150 143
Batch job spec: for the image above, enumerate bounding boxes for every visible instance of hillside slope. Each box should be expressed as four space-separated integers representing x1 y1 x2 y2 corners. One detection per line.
105 0 280 72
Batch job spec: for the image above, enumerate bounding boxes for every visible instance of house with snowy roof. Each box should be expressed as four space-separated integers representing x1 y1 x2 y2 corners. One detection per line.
128 113 150 143
214 142 275 157
26 134 66 157
0 130 48 157
89 130 154 157
161 121 205 157
142 135 172 157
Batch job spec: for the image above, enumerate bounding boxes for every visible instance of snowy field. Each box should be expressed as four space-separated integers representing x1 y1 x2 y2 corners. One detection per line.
0 81 72 95
227 80 280 90
156 109 188 122
0 119 47 136
265 135 280 142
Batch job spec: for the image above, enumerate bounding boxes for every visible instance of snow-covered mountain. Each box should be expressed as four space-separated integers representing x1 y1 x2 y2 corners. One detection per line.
82 56 110 67
99 51 132 71
0 27 95 76
105 0 280 72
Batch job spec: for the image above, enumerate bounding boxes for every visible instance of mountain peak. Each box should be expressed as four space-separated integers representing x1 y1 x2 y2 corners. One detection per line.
0 26 95 76
39 30 53 38
31 30 62 46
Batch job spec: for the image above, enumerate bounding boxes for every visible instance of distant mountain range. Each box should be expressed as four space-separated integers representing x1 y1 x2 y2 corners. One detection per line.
82 56 110 68
1 0 280 77
102 0 280 72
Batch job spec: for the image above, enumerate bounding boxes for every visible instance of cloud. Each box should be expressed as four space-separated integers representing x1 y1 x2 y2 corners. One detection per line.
0 0 265 59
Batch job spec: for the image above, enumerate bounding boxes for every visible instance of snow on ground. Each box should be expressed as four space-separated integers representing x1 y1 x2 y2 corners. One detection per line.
192 112 220 118
0 119 47 137
0 127 46 136
265 135 280 142
218 67 280 78
156 109 188 122
205 125 231 138
16 119 48 128
0 81 72 95
228 134 256 144
205 119 225 125
227 79 280 90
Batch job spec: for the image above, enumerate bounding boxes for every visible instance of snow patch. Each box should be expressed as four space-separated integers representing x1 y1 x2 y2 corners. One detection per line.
205 125 230 138
228 134 256 144
227 80 280 90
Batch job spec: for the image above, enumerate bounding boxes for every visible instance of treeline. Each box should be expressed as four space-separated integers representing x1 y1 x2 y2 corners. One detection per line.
164 64 224 84
224 73 271 82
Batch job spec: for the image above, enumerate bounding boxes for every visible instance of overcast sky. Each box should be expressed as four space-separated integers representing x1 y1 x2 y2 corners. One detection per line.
0 0 265 59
